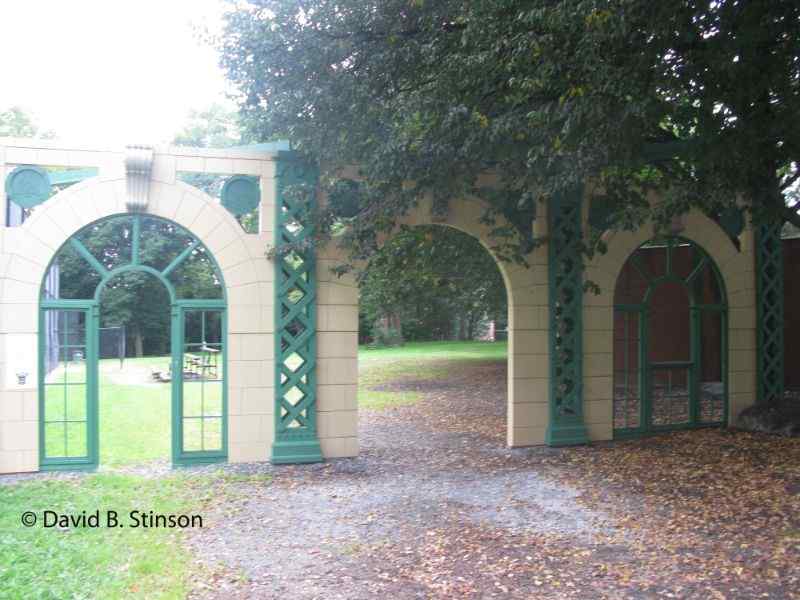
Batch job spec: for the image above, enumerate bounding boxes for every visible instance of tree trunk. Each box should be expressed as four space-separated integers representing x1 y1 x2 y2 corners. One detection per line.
133 327 144 358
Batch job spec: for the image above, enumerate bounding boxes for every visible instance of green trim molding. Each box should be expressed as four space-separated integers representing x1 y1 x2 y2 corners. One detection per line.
546 186 589 446
756 222 784 404
272 154 324 464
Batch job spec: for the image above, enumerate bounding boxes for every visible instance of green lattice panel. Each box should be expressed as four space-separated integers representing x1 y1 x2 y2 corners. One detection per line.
546 187 589 446
272 156 323 464
756 222 784 404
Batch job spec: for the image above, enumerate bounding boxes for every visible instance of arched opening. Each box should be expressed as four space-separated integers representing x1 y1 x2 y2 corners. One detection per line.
613 237 727 437
357 224 510 449
39 214 227 469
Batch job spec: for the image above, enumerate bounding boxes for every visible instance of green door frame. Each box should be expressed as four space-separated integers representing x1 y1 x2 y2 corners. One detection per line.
38 214 228 470
39 301 99 471
613 238 729 439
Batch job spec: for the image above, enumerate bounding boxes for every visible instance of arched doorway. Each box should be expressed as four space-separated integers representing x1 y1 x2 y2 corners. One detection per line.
613 237 728 437
39 214 227 469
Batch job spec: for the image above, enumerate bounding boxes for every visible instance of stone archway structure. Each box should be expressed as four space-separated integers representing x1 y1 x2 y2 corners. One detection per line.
313 194 552 456
0 138 766 473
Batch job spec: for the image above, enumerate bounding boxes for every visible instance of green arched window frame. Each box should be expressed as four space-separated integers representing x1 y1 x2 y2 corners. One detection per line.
39 213 228 470
613 237 728 437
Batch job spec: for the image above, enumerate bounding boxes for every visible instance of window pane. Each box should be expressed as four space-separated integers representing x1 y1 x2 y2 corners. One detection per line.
65 422 88 458
699 311 725 423
65 385 87 421
693 263 722 305
648 281 690 362
168 246 224 299
671 241 698 281
204 381 223 417
203 417 223 451
614 258 649 305
613 310 641 429
651 367 691 426
44 385 65 422
139 216 196 271
44 422 66 458
42 243 102 300
637 244 667 280
74 215 133 271
183 418 202 452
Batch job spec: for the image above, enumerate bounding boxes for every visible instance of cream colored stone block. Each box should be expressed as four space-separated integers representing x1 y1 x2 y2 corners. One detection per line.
585 399 613 424
229 414 267 444
511 353 548 379
587 422 613 442
317 384 357 412
228 360 271 389
1 420 36 451
173 194 204 231
585 353 613 378
729 329 756 351
228 386 243 415
240 334 274 361
585 376 613 401
227 283 263 306
228 306 262 334
317 282 359 306
5 147 39 164
0 450 37 473
215 238 250 271
0 304 37 334
585 330 611 355
2 280 38 303
317 305 359 332
320 436 359 458
5 254 44 285
729 350 754 373
23 390 37 421
205 157 235 173
0 391 23 420
513 330 547 355
510 377 548 402
224 260 258 289
510 306 541 330
152 155 177 184
190 203 224 240
318 410 357 438
317 332 358 358
730 371 755 395
241 387 272 415
729 307 756 330
175 156 205 172
318 358 358 385
229 442 268 463
510 401 548 428
204 220 240 256
728 392 755 421
510 426 546 447
584 306 613 331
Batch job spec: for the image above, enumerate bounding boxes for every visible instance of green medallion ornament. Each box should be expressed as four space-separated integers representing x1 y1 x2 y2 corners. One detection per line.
220 175 260 216
5 165 51 208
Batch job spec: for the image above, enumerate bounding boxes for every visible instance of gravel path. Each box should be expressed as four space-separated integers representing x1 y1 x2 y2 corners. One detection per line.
186 361 615 598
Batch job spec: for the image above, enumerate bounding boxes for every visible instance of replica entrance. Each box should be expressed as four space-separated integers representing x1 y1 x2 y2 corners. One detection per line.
39 214 227 469
613 237 728 437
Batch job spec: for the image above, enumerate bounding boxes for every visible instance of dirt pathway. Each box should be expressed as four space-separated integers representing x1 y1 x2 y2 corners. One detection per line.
186 359 800 599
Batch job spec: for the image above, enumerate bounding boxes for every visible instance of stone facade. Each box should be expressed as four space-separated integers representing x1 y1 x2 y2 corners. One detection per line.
0 138 760 474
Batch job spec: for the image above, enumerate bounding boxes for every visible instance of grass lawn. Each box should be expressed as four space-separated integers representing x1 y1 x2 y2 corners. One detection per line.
358 340 506 409
1 341 505 599
99 356 172 466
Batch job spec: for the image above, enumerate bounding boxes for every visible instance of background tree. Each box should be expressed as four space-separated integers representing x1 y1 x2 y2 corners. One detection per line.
360 226 507 344
0 106 55 139
217 0 800 263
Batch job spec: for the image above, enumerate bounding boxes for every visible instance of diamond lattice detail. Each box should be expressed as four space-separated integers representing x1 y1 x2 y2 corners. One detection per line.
757 222 784 404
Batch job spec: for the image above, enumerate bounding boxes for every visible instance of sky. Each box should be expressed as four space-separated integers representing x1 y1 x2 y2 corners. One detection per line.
0 0 233 146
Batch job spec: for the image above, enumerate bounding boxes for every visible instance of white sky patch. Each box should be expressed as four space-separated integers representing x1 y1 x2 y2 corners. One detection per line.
0 0 233 145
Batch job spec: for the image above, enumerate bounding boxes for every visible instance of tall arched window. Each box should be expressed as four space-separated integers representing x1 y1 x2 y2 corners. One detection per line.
40 214 227 469
613 238 727 436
